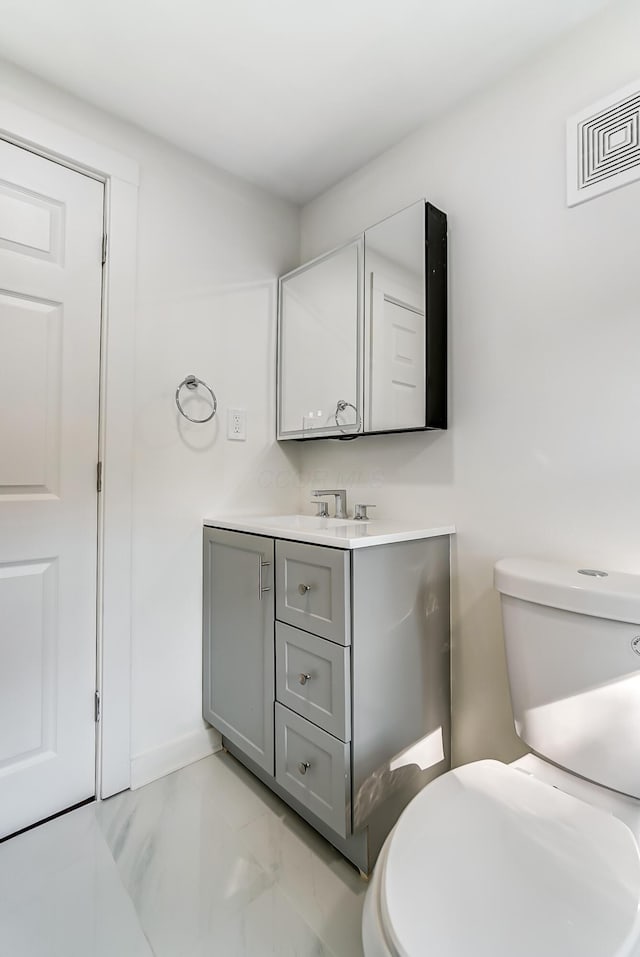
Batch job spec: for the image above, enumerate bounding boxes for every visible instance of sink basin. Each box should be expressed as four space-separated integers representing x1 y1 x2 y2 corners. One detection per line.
251 514 359 530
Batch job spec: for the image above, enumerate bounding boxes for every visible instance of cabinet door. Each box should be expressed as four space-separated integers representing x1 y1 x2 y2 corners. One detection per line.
277 239 363 439
203 528 274 774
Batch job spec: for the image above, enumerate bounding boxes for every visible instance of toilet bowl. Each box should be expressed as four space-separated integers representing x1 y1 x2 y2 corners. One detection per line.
362 558 640 957
363 758 640 957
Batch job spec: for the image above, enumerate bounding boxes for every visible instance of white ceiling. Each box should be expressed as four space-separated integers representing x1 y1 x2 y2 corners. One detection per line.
0 0 616 203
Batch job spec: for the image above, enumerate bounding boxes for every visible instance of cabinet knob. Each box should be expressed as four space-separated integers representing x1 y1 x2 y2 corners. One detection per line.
298 761 311 776
298 583 311 596
298 673 311 686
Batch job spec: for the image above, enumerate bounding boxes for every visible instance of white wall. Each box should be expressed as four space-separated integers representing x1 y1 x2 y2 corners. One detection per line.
297 0 640 766
0 60 301 785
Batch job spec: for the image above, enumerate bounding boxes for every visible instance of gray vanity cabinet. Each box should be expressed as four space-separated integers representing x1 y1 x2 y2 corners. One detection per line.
202 528 275 774
203 522 451 874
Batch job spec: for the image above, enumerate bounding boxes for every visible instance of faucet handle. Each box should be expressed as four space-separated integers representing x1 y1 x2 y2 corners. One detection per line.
311 500 329 517
353 504 376 521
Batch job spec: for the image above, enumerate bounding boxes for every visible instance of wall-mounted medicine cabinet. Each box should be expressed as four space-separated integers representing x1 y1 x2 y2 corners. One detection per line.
277 200 447 441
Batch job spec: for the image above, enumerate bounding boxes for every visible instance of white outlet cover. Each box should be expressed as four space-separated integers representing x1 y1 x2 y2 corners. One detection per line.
227 408 246 441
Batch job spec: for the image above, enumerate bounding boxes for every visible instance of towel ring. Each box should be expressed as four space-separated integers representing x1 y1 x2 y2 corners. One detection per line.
175 375 217 423
334 398 360 433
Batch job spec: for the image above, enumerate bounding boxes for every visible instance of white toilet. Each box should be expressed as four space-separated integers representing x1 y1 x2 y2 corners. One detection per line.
362 558 640 957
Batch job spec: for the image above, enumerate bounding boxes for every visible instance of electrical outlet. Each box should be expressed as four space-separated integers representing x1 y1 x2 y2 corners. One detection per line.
227 408 246 441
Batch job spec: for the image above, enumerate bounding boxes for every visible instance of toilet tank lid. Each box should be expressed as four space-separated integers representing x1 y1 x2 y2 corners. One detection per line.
494 557 640 624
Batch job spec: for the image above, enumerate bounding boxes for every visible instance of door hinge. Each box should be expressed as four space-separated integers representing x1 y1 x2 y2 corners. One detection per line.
94 690 101 723
101 233 108 265
97 461 103 493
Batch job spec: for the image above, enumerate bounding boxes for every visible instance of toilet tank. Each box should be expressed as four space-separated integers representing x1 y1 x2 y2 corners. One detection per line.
494 558 640 799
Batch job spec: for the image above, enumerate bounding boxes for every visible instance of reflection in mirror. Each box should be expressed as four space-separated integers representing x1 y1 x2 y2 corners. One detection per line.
278 240 361 438
364 201 425 432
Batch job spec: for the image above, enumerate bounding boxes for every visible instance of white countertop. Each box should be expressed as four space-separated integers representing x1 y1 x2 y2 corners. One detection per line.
203 514 455 549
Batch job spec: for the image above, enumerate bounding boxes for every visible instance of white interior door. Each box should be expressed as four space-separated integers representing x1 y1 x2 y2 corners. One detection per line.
0 140 104 838
369 274 425 431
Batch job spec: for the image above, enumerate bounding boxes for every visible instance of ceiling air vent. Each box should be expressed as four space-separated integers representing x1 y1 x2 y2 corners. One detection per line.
567 79 640 206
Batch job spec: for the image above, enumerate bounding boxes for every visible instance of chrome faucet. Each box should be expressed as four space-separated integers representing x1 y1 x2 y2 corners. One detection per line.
311 488 348 519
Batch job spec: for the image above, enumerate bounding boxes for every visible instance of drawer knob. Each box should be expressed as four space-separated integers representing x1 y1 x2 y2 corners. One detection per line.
298 673 312 686
298 583 311 596
298 761 311 775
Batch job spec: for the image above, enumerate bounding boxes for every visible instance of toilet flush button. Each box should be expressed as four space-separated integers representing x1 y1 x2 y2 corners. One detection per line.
577 568 608 578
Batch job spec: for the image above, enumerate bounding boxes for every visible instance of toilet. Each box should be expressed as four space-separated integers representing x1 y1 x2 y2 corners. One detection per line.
362 558 640 957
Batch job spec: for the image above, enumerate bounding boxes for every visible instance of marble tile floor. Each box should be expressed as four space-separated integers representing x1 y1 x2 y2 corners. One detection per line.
0 751 366 957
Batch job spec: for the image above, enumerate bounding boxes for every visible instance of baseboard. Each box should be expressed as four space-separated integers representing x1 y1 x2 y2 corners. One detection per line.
130 726 222 790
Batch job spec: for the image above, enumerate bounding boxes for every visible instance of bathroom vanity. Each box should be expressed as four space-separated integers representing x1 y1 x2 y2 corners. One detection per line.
202 515 453 874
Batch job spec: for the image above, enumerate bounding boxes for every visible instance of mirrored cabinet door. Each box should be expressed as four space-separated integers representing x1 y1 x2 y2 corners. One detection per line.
278 239 362 439
364 201 426 432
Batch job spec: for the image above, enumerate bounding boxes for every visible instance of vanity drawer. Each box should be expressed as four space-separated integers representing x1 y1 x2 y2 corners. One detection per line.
276 622 351 741
275 703 351 838
275 540 350 645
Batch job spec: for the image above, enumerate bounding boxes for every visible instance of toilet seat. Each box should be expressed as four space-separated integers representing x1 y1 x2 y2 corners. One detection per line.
375 761 640 957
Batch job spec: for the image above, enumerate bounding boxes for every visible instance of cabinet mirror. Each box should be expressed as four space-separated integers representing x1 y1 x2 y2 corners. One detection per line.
277 200 447 440
278 239 361 438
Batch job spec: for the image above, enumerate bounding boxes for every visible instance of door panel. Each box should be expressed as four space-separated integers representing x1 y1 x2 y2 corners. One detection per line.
0 292 62 495
0 559 57 769
0 178 64 262
0 140 104 838
370 288 425 431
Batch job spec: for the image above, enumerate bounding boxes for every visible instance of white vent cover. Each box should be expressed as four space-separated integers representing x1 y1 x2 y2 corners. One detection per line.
567 79 640 206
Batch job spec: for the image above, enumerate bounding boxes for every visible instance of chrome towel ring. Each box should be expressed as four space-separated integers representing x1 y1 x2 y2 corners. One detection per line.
175 375 218 423
334 398 360 433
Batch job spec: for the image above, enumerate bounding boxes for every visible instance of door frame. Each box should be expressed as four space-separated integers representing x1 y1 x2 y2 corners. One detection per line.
0 98 139 800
